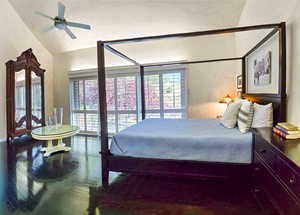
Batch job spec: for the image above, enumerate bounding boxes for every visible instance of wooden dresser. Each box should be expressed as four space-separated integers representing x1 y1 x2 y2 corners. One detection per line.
252 128 300 215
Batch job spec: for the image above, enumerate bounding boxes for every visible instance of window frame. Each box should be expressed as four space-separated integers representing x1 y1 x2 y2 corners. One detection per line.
69 77 99 135
69 65 187 135
144 68 187 119
106 72 139 134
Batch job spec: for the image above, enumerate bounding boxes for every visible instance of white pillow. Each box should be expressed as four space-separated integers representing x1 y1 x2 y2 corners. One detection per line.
251 103 273 128
238 100 254 133
220 101 242 128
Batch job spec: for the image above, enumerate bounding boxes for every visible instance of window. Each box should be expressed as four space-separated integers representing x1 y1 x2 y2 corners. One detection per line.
106 73 138 134
70 79 99 133
69 67 186 134
145 70 186 119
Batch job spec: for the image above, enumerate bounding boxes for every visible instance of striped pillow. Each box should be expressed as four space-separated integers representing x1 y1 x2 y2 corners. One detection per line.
238 100 254 133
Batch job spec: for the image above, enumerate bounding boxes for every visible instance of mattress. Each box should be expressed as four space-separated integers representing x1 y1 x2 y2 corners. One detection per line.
110 118 253 164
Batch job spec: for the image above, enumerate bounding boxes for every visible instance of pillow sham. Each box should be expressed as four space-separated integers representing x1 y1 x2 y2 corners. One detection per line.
237 100 254 133
220 101 242 128
251 103 273 128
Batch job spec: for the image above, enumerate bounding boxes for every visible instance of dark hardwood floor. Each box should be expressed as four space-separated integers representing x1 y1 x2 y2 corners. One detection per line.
0 135 269 215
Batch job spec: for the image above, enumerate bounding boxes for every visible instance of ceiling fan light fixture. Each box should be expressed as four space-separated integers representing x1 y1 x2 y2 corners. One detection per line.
35 1 91 39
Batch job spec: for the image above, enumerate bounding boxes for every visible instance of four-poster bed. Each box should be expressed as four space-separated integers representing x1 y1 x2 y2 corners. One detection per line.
97 22 287 188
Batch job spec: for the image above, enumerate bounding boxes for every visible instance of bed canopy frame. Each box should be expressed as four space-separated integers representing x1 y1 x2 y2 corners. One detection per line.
97 22 286 187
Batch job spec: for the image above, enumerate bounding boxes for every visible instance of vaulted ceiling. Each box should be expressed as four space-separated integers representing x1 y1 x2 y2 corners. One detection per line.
9 0 246 54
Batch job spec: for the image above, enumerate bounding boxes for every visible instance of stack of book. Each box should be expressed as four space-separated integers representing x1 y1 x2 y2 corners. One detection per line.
273 122 300 139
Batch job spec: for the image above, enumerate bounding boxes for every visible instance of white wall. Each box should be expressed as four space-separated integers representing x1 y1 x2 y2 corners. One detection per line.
0 0 54 140
288 1 300 126
54 34 239 123
236 0 298 56
236 0 300 126
53 47 100 124
187 61 238 118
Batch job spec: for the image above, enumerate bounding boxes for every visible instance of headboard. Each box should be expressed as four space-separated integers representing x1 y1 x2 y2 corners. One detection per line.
242 94 286 126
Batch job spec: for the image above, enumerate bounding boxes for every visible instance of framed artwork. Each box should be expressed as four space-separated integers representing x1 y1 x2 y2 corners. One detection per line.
236 75 242 90
253 51 271 86
245 32 279 94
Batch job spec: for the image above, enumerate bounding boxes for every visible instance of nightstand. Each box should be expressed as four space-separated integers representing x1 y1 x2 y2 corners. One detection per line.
251 128 300 215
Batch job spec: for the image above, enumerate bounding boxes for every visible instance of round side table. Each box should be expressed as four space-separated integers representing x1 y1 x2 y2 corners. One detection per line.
32 125 80 157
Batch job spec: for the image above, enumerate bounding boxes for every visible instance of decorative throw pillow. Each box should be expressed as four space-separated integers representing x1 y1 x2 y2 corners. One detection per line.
220 101 242 128
251 103 273 128
238 100 254 133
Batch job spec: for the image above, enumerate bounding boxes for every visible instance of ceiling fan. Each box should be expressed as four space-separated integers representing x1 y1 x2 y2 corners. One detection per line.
35 2 91 39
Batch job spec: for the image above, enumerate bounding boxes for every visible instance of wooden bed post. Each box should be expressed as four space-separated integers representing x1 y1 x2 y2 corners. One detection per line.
97 41 109 188
241 57 246 94
279 22 287 122
279 22 286 97
140 65 146 120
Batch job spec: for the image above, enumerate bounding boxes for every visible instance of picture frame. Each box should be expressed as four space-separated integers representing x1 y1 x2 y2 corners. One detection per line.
253 51 271 86
245 33 279 95
237 75 242 90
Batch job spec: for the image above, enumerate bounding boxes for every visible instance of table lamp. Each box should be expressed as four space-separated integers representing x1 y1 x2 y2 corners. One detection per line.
219 94 233 105
216 94 233 118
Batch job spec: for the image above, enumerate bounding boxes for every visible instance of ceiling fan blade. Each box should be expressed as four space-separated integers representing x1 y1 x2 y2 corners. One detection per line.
66 21 91 30
42 25 55 33
35 11 54 20
58 2 65 18
63 26 76 39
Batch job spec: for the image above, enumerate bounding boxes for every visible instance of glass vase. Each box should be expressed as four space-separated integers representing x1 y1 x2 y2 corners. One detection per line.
54 107 63 128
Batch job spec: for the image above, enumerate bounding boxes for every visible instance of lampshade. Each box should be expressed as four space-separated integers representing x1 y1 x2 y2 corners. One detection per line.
219 94 233 104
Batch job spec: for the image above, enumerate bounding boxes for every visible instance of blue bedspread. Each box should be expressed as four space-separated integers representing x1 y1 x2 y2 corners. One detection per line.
110 118 253 164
